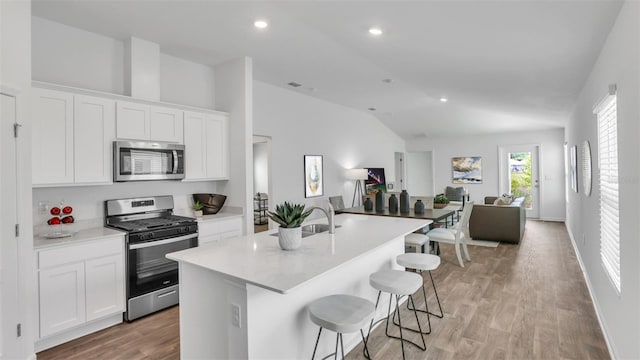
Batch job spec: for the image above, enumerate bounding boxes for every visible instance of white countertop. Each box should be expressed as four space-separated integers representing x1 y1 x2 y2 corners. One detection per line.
167 214 431 294
173 206 243 223
34 225 125 249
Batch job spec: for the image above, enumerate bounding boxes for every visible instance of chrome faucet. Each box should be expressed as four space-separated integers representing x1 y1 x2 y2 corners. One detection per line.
309 202 336 234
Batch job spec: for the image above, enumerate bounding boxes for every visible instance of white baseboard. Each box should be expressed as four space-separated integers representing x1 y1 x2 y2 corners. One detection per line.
531 217 565 222
564 224 617 359
34 313 122 353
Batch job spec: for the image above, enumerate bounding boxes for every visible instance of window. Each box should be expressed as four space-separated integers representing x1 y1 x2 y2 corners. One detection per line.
595 88 619 293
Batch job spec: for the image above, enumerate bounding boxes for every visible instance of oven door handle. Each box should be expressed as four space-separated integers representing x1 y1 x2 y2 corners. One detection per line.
129 233 198 250
172 150 178 174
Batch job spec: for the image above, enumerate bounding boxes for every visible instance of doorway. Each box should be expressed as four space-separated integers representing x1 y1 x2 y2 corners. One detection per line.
499 145 540 218
1 91 21 357
252 136 272 233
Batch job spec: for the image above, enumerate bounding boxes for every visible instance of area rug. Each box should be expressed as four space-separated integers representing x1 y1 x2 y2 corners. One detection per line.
467 239 500 248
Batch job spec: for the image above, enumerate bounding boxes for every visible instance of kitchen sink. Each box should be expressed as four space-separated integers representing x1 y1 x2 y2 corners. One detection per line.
269 224 341 238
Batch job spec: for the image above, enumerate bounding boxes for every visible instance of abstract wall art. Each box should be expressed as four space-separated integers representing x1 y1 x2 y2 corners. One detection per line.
452 156 482 184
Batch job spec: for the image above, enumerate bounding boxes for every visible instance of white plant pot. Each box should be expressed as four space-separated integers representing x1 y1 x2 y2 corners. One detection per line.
194 210 203 217
278 226 302 250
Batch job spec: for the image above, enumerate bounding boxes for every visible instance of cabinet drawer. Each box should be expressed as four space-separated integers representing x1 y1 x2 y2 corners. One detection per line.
39 236 123 269
217 218 242 233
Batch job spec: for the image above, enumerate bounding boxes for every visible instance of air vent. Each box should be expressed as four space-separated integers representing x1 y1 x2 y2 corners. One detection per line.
288 82 302 88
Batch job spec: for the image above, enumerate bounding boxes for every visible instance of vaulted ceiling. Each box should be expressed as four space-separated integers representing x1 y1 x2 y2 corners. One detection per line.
32 0 623 139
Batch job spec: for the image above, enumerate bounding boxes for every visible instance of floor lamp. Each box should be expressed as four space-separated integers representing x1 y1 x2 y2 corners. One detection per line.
348 169 368 207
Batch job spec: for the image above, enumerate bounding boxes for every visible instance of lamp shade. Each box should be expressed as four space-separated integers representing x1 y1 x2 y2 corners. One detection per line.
348 168 368 180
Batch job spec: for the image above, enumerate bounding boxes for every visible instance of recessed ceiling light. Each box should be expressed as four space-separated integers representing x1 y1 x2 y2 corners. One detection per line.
369 28 383 36
440 97 448 103
287 82 302 88
382 78 393 83
254 20 268 29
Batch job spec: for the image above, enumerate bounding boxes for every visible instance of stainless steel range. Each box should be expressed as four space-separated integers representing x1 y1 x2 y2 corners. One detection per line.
105 195 198 321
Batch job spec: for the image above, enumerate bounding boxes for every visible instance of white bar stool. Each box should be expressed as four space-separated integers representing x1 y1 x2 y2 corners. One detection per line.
309 294 375 360
404 233 428 253
367 270 426 360
395 253 444 334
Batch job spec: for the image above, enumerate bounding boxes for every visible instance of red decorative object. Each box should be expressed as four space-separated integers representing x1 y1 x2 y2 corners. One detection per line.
47 217 61 225
62 206 73 214
50 207 61 216
61 215 74 224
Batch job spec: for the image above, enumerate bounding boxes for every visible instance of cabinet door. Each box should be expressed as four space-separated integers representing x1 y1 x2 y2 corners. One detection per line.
74 95 116 184
85 254 125 321
32 88 74 185
39 263 86 337
116 101 149 140
183 111 207 180
150 106 183 143
204 114 229 179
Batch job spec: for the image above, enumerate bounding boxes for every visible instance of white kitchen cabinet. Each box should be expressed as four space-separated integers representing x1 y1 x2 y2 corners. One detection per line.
32 88 74 185
38 262 86 338
74 95 116 184
37 235 125 343
32 89 116 186
183 111 229 181
116 101 149 140
85 254 125 321
150 106 183 143
117 101 184 143
198 217 243 246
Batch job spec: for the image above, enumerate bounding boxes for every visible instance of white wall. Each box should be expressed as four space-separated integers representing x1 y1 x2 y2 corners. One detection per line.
253 142 269 195
406 151 434 196
32 16 216 110
253 81 405 214
566 2 640 358
406 128 565 220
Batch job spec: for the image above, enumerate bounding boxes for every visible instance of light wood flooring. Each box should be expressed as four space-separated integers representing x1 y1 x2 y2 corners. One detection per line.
38 220 609 360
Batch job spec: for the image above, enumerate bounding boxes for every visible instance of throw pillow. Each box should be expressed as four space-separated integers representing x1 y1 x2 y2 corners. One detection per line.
445 186 464 202
493 198 508 206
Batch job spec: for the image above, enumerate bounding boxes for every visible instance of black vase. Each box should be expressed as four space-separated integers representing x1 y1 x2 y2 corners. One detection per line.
375 190 385 212
388 194 398 213
400 190 410 213
364 197 374 211
414 199 425 214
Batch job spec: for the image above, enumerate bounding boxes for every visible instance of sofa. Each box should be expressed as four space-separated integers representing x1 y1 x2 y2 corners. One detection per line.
468 196 526 244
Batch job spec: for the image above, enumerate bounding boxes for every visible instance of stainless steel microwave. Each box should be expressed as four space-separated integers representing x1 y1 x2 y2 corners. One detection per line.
114 141 185 182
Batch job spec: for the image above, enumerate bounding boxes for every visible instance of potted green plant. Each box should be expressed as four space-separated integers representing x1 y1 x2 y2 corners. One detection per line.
193 200 204 217
433 194 450 209
267 202 313 250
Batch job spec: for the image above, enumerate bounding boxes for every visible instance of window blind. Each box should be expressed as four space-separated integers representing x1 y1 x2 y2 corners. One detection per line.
596 94 620 293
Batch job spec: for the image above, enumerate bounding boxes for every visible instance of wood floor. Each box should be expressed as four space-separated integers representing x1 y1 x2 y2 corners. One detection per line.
37 220 609 360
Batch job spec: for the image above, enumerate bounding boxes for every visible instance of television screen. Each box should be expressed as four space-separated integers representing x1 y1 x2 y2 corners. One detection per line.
365 168 386 194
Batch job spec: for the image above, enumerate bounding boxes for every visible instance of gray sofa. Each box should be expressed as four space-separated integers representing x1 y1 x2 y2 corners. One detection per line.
468 196 526 244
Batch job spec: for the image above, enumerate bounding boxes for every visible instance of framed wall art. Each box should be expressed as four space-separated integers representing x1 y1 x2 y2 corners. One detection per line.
570 145 578 193
364 167 387 194
304 155 323 198
452 156 482 184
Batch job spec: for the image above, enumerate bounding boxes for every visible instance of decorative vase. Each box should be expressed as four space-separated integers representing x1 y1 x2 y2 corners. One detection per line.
364 197 374 211
388 194 398 213
278 227 302 250
414 199 425 214
375 190 385 213
433 203 447 209
400 190 410 214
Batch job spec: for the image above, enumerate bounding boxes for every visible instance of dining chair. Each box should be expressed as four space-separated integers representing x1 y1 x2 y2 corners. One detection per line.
329 196 346 212
426 201 474 267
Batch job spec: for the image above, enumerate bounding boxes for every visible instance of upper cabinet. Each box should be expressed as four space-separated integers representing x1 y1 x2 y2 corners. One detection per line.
32 89 115 186
183 111 229 181
116 101 184 143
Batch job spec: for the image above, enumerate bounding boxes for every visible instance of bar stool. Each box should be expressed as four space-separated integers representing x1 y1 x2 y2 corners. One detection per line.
405 233 428 253
368 270 426 360
309 294 375 360
395 253 444 334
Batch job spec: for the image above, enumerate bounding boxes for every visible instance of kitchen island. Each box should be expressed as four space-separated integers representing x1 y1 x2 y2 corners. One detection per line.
167 213 431 359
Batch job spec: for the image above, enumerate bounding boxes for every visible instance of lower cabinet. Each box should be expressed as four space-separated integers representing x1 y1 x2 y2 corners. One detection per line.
198 217 243 246
36 235 125 350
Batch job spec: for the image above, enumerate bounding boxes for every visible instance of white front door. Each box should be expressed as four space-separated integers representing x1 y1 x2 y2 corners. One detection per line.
499 144 540 218
1 93 20 358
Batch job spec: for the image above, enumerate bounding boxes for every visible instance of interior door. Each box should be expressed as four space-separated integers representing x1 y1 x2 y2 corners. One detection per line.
1 93 20 358
499 144 540 218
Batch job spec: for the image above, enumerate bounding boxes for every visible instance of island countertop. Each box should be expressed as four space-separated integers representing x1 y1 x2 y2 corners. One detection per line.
167 214 430 294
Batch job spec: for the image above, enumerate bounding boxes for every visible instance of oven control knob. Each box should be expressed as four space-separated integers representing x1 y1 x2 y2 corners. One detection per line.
177 227 183 234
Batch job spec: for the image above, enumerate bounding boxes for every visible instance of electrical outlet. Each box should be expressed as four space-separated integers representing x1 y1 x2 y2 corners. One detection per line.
231 303 241 328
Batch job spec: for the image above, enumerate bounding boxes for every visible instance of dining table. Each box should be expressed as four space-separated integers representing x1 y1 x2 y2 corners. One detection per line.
339 205 456 228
